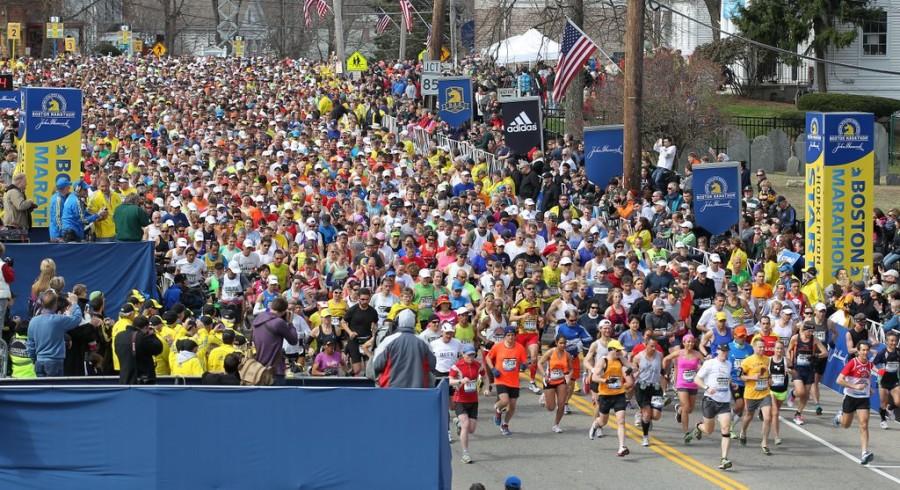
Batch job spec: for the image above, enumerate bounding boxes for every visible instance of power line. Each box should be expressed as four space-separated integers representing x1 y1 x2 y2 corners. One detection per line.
647 0 900 77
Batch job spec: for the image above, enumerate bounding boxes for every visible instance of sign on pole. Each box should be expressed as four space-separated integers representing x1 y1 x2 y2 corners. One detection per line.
583 125 624 189
232 36 245 57
500 96 543 156
152 42 167 58
64 37 76 53
7 23 21 41
692 161 742 235
133 39 143 53
421 60 440 96
46 21 64 39
436 76 473 128
346 51 368 71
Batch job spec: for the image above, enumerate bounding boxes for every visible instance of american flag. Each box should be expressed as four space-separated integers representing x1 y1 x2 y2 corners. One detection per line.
399 0 413 32
552 18 597 103
304 0 316 27
317 0 332 18
376 14 391 35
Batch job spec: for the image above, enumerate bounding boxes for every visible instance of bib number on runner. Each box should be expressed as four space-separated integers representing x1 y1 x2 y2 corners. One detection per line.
549 368 565 381
699 298 711 308
755 378 769 391
771 374 785 386
886 361 899 373
815 331 826 342
716 376 730 392
796 354 810 367
331 317 341 327
463 380 477 392
421 296 433 308
607 377 621 389
524 319 537 332
502 358 517 372
683 369 696 382
594 287 609 296
651 395 664 409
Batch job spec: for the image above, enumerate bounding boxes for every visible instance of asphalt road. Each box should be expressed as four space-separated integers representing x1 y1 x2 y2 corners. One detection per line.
450 374 900 490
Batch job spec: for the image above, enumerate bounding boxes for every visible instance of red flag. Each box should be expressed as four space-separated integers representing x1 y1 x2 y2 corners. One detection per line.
317 0 332 18
376 14 391 35
303 0 315 27
552 19 598 103
399 0 413 33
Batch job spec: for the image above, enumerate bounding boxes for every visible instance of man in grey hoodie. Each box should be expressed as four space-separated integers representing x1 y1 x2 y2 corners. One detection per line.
371 309 436 388
251 297 298 385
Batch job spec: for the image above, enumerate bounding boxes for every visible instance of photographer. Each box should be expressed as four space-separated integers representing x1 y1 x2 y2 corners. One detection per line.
116 315 163 385
3 172 37 230
0 243 13 329
113 193 150 241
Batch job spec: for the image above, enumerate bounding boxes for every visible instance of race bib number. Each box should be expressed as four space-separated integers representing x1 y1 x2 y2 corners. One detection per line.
755 378 769 391
683 369 696 383
502 358 517 372
524 319 538 332
420 296 433 308
547 287 559 296
815 331 826 342
716 376 731 392
796 354 810 367
607 377 622 389
886 361 899 373
549 368 565 381
651 395 665 409
771 374 785 386
699 298 711 309
331 317 341 327
593 287 609 296
463 380 477 392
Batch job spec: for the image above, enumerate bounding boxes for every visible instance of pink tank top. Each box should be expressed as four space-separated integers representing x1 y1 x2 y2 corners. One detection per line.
675 354 700 390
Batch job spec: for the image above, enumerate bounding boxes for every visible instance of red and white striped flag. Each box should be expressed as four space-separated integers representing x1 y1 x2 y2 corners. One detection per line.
317 0 332 18
399 0 413 32
304 0 316 27
552 18 598 103
376 14 391 35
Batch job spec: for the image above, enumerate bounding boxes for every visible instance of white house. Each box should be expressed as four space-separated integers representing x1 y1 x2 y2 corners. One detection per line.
825 3 900 98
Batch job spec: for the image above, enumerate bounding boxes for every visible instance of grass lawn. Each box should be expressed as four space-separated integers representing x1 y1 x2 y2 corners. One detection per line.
766 173 899 219
715 95 801 119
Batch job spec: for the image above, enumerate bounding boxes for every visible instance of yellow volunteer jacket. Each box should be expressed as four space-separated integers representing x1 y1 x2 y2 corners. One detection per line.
171 355 204 377
154 331 171 375
111 317 133 371
87 191 122 239
206 344 237 374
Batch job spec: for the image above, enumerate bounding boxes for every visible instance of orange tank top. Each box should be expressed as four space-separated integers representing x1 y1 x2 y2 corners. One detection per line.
597 358 626 396
546 349 570 385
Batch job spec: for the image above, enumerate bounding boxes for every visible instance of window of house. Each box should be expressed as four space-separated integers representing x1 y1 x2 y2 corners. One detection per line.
862 12 887 56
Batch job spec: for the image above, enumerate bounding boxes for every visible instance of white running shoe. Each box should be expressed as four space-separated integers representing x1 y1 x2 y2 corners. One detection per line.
528 382 541 394
634 411 642 427
564 404 572 415
552 424 564 433
833 412 842 428
539 393 545 406
642 435 650 447
588 423 603 440
880 420 889 430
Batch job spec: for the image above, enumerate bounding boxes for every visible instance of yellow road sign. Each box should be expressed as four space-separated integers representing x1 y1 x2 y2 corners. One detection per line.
64 37 76 52
7 23 21 41
233 38 245 57
46 22 64 39
152 42 167 58
133 39 143 53
418 47 450 62
346 51 368 71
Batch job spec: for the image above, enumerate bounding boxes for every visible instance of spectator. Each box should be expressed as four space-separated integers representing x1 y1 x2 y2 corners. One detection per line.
2 172 36 230
371 309 436 388
115 315 163 384
61 179 106 242
26 290 83 377
0 242 13 324
47 176 72 242
87 176 121 241
251 296 298 385
114 193 150 241
201 352 242 385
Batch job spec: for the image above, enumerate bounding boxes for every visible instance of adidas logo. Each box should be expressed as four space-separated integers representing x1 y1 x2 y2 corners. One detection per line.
506 111 538 133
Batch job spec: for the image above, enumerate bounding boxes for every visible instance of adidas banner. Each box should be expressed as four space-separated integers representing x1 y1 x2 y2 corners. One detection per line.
501 96 543 156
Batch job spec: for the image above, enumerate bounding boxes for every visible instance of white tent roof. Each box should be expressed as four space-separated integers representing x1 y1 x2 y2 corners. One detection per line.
482 29 560 65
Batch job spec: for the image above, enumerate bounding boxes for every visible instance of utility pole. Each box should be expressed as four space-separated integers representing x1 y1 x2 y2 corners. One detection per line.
399 22 407 61
280 0 286 56
448 0 457 67
429 0 445 62
563 0 585 140
622 0 645 191
334 0 345 63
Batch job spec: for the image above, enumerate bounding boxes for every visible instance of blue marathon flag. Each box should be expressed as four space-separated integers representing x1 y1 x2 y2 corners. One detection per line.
583 125 623 189
692 162 741 235
437 76 473 129
0 89 20 110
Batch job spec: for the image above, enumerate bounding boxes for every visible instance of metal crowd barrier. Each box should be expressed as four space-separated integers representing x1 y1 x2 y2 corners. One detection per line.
383 115 502 174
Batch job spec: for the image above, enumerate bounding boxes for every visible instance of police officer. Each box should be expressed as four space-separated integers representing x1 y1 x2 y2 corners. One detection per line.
8 320 36 378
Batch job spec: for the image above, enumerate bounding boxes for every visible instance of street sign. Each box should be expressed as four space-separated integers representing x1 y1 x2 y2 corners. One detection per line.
133 39 143 53
64 37 76 52
498 87 517 100
121 30 131 44
46 22 64 39
233 36 245 57
346 51 368 72
423 60 440 73
7 23 21 41
152 42 167 58
421 59 441 96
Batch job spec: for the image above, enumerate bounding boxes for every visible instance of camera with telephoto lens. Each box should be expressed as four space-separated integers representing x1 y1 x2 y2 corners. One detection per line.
3 257 12 267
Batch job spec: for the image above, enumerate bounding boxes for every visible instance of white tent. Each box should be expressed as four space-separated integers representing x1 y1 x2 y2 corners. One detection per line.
482 29 559 65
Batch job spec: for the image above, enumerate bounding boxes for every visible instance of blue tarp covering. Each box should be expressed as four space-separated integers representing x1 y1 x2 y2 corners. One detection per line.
6 241 157 317
0 385 452 490
822 324 885 410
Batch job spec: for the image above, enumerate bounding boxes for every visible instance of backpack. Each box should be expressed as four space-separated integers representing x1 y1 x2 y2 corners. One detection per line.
238 357 273 386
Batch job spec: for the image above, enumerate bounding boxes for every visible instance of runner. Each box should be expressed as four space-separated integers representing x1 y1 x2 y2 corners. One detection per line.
768 341 789 445
633 336 665 446
485 327 528 436
699 311 733 358
872 331 900 429
537 335 573 433
787 322 828 424
477 293 508 395
810 303 836 415
664 333 703 443
556 309 592 414
589 340 634 457
738 338 774 455
692 342 735 470
509 280 544 394
833 340 876 464
584 319 615 404
449 344 481 464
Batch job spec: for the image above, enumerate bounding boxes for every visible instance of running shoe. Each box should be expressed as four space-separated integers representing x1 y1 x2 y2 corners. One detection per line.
626 399 636 410
793 413 805 425
739 434 747 446
528 382 541 394
692 424 703 441
861 451 874 465
787 390 795 408
815 405 823 416
616 446 630 457
642 435 650 447
832 412 842 428
500 424 511 436
762 446 771 456
729 430 738 439
719 458 733 470
880 420 889 430
564 403 572 415
675 403 682 423
683 431 693 444
588 423 603 440
449 430 453 443
775 437 782 446
539 393 545 406
494 408 502 426
552 424 564 433
663 395 673 407
461 452 472 464
456 419 462 436
634 411 642 427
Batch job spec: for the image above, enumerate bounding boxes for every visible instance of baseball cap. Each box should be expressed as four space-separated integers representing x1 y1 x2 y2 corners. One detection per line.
440 323 456 333
503 326 517 335
675 241 686 249
697 265 708 274
884 270 899 278
599 319 612 327
176 237 188 248
710 254 722 263
734 326 748 338
814 302 827 312
418 268 431 279
607 340 624 351
681 221 693 229
656 259 668 267
854 312 867 322
229 262 241 274
243 238 254 248
868 284 884 294
462 344 477 356
268 276 279 285
653 299 666 309
560 257 573 265
320 309 332 318
717 342 730 351
715 311 727 321
505 476 522 489
801 322 815 331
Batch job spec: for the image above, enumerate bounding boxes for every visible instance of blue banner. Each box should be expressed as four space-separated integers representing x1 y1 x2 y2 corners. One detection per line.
6 242 157 318
0 90 20 110
583 125 623 189
437 77 472 129
23 87 82 143
692 162 741 235
0 385 451 490
822 323 883 410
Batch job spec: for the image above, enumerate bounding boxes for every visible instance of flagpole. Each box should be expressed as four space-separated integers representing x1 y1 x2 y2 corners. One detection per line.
334 0 345 63
399 20 407 60
563 16 616 66
380 8 402 30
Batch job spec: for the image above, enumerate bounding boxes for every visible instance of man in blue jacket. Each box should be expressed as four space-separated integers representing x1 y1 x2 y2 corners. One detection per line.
27 289 83 377
48 175 72 241
61 179 106 242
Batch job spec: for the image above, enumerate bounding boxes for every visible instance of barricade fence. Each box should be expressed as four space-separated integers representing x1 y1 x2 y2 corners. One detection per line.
382 115 503 175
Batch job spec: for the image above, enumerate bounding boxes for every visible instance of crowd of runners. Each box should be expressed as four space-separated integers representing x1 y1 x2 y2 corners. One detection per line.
0 54 898 472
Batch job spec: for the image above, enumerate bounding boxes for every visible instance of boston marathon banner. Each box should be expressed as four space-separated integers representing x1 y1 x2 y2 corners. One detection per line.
583 125 623 189
821 322 883 410
21 87 83 228
437 76 473 129
501 96 543 156
692 162 741 235
805 112 873 285
0 90 20 110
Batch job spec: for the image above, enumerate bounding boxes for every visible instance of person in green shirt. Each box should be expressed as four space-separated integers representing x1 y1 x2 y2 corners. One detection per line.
8 321 36 378
113 194 150 241
413 269 437 326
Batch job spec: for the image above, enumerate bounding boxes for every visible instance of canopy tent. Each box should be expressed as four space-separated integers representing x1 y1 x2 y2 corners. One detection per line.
482 29 560 65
